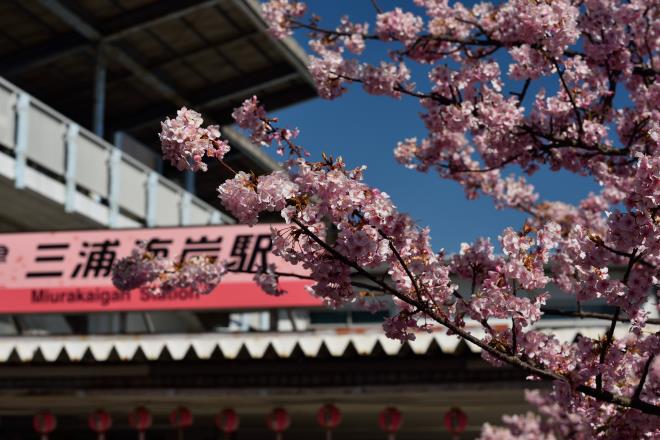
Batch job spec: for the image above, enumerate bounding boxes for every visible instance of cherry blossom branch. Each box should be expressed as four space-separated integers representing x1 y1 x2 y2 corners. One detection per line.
521 125 631 157
368 0 383 14
218 159 239 176
440 154 522 173
633 354 656 403
589 237 657 270
596 250 638 392
540 307 660 326
510 79 531 107
332 72 456 105
289 20 378 39
375 229 425 304
289 218 660 416
511 281 518 354
552 59 583 133
153 6 660 430
577 385 660 416
226 267 385 292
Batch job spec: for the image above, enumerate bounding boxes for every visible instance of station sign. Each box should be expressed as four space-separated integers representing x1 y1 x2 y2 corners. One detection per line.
0 224 320 313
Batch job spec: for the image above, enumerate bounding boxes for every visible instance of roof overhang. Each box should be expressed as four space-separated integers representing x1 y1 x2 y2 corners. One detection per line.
0 0 316 144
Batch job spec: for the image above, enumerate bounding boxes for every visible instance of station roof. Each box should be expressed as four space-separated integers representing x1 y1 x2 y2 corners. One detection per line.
0 0 316 146
0 325 610 364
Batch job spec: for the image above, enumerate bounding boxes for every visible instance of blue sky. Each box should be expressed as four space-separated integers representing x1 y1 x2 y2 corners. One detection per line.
260 0 600 253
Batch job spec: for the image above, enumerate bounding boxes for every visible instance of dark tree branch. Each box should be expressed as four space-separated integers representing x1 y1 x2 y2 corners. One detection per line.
596 250 638 392
633 354 655 403
541 307 660 326
227 268 384 292
369 0 383 14
287 218 660 416
511 79 531 107
556 60 585 133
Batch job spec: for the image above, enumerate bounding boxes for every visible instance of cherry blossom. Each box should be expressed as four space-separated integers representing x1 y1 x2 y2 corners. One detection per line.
254 264 287 296
159 107 230 172
112 243 226 296
336 16 368 54
113 0 660 433
375 8 423 45
261 0 305 38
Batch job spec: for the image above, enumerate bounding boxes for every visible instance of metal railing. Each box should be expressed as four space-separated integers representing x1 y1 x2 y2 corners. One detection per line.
0 76 233 228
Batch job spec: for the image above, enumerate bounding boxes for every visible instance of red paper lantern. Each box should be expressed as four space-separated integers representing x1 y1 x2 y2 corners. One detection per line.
266 407 291 433
128 407 153 432
215 408 240 433
378 407 403 433
88 409 113 433
169 406 193 429
444 407 468 435
33 411 57 436
317 404 342 430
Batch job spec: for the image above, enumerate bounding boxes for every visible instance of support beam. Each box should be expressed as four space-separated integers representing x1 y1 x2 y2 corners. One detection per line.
25 30 260 106
37 0 101 40
229 0 313 85
109 63 297 131
92 49 106 137
102 0 224 43
1 0 223 76
103 45 189 107
197 71 298 111
36 0 189 109
210 83 317 125
0 34 88 76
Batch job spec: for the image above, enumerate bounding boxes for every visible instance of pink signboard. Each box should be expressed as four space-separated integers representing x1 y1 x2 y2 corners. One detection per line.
0 224 321 314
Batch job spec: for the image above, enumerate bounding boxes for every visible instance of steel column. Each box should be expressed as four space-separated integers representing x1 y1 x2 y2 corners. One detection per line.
93 48 107 137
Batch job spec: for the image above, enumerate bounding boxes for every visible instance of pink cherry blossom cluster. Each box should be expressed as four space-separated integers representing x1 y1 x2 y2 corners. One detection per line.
256 0 660 432
261 0 305 38
143 83 658 432
111 242 227 296
231 96 301 155
307 50 414 100
217 170 298 225
375 8 423 45
336 16 368 54
159 107 230 172
112 0 660 434
231 96 271 145
254 264 287 296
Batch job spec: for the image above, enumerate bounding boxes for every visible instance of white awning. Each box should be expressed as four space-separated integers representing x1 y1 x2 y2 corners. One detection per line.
0 323 624 364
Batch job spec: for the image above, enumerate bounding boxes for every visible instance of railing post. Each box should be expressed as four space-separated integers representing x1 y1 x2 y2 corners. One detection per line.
146 171 158 227
64 123 79 212
184 169 195 193
180 192 191 226
14 93 30 189
108 148 122 227
210 210 223 225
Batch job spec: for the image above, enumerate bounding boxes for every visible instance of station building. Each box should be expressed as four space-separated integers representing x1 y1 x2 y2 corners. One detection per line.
0 1 657 439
